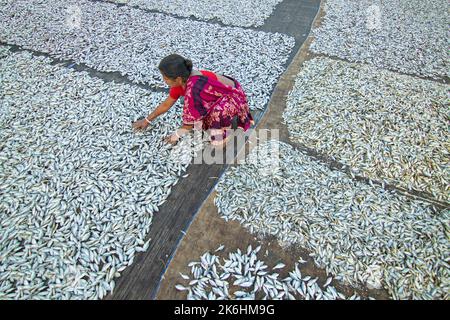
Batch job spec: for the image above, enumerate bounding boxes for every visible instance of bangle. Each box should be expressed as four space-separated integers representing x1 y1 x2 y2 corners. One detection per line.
174 130 181 138
144 117 151 124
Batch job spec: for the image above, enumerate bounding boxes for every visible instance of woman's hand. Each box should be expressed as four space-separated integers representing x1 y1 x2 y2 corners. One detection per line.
163 125 192 145
132 118 150 130
164 132 179 145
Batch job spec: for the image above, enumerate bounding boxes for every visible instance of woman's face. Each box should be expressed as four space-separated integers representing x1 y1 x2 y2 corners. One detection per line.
162 73 184 87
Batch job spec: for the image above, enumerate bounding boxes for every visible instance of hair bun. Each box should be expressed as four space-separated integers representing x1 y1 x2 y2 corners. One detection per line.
184 59 193 72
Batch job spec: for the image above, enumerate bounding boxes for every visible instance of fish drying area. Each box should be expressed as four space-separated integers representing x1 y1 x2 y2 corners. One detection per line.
0 0 449 301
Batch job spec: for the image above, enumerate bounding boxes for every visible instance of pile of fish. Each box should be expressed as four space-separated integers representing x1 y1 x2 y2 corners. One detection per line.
0 45 10 58
310 0 449 80
215 140 449 299
0 0 295 110
0 48 202 299
176 245 367 300
128 0 283 27
283 57 449 203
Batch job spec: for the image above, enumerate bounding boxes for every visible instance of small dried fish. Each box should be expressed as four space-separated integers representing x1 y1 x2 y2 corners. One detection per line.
214 140 449 299
273 263 286 270
177 246 355 300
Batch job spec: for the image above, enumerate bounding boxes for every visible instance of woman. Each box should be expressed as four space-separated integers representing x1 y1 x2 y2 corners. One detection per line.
132 54 254 146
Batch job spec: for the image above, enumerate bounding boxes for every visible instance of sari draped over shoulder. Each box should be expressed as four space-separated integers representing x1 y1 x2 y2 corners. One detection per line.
182 75 254 134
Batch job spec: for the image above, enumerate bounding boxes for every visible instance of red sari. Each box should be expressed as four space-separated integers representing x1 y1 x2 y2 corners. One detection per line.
181 74 254 143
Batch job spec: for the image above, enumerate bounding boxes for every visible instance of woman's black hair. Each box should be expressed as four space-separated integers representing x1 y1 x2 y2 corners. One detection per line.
158 54 193 82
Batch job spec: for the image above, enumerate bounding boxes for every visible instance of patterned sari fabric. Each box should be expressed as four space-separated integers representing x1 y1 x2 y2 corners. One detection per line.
182 75 254 144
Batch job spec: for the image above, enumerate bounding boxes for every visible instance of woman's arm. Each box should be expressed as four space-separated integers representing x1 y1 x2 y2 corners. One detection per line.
146 96 177 122
132 96 177 130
